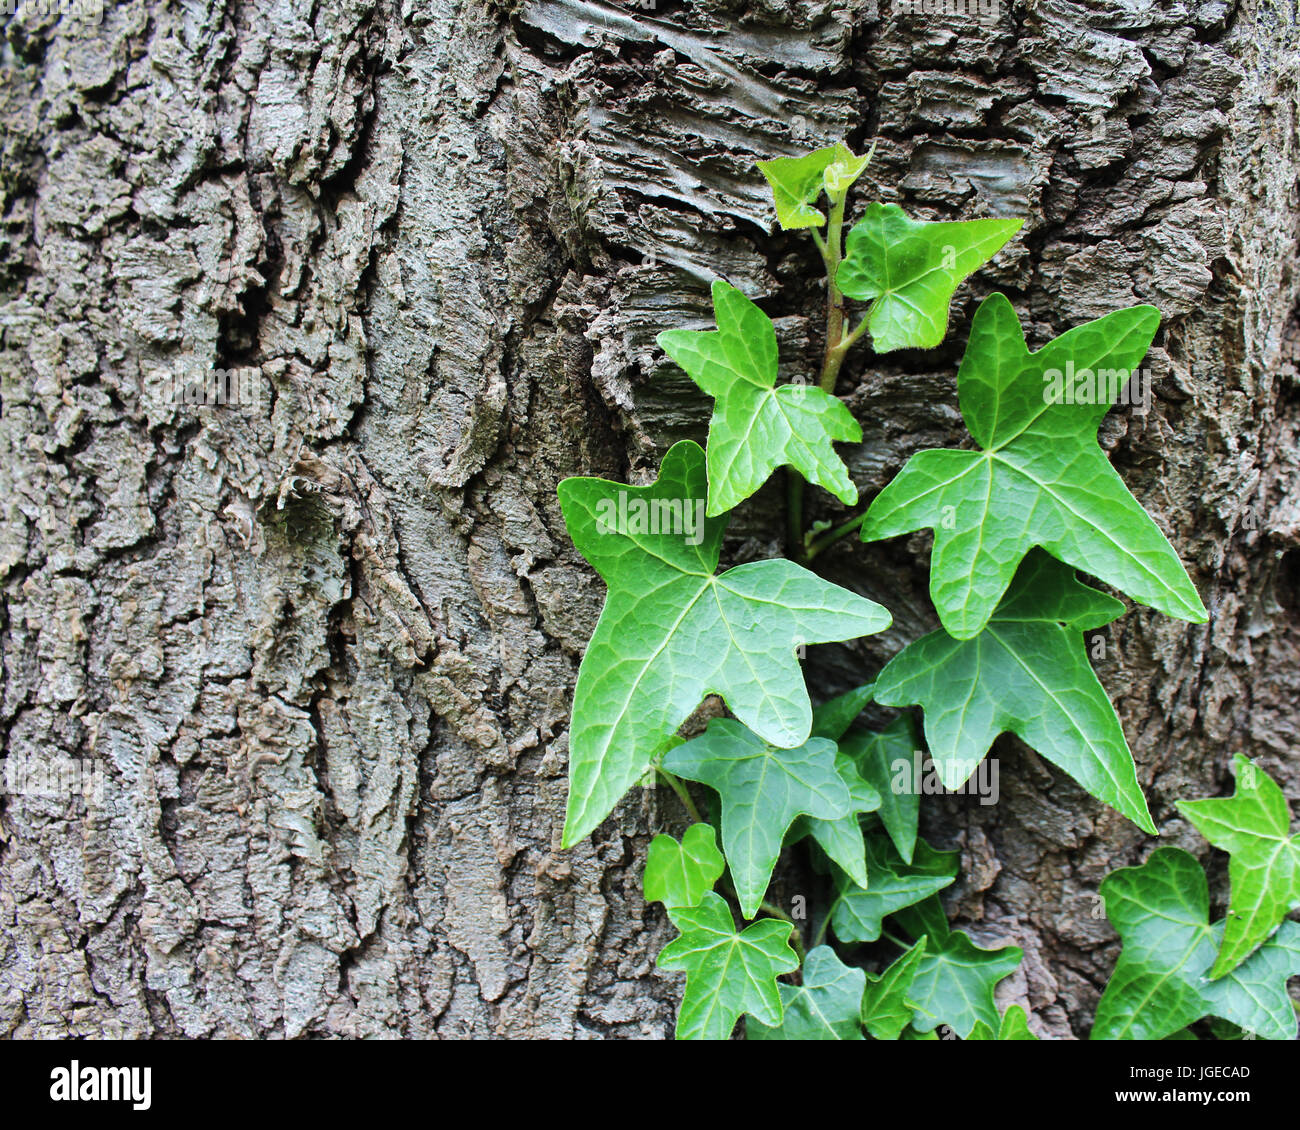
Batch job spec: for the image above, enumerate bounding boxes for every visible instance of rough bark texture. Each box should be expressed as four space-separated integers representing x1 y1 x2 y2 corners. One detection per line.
1 0 1297 1039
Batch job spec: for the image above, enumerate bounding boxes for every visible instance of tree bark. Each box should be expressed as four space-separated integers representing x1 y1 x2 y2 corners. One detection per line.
0 0 1296 1039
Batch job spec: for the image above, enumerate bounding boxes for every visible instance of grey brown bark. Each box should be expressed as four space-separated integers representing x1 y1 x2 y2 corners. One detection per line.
0 0 1296 1038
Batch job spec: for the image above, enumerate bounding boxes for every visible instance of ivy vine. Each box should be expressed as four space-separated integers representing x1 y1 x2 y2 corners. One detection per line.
556 141 1298 1040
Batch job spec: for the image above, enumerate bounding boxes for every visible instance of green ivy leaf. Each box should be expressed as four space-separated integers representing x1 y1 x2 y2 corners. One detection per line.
902 914 1023 1039
860 937 928 1040
756 142 868 230
1092 847 1300 1041
658 892 800 1040
810 682 876 740
874 550 1155 832
792 751 882 888
558 441 890 847
748 945 866 1040
968 1004 1038 1040
1177 754 1300 978
664 718 853 917
644 824 725 911
861 292 1207 638
831 836 958 943
840 714 922 864
657 281 861 516
837 204 1022 352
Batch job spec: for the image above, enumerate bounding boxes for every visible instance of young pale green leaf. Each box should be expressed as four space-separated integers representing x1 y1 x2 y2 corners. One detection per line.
756 142 867 230
1092 847 1300 1041
657 281 861 516
903 924 1023 1039
874 550 1156 833
791 751 882 888
658 892 799 1040
810 682 876 741
860 937 928 1040
862 293 1207 638
558 440 890 847
831 836 958 943
840 714 922 863
664 718 853 917
748 945 866 1041
1177 754 1300 978
967 1004 1038 1040
644 824 725 911
837 204 1022 352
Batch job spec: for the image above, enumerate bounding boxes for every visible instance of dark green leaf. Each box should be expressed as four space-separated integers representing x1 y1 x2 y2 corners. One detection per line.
1177 754 1300 977
748 945 866 1040
1093 847 1300 1041
840 714 922 863
874 550 1155 833
860 937 928 1040
831 837 958 944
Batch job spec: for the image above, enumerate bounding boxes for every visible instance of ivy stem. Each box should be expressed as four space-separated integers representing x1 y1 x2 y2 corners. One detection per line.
812 901 836 948
882 929 913 950
789 189 854 562
818 190 849 392
805 508 869 561
655 768 703 824
785 467 804 561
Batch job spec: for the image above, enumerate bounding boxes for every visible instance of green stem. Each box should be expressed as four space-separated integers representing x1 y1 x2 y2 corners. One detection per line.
805 508 868 561
786 467 804 561
789 191 856 562
818 190 849 392
812 901 836 948
655 769 702 824
882 929 913 950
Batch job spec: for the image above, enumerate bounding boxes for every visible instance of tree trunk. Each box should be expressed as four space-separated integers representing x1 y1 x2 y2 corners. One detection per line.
1 0 1296 1039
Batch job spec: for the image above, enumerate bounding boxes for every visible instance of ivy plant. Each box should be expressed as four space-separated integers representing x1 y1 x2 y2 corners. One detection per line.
1090 758 1300 1040
553 138 1244 1041
1093 847 1300 1041
1176 753 1300 977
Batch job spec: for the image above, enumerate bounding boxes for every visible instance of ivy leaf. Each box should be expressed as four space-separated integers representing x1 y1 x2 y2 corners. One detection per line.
861 292 1207 638
831 836 958 944
810 682 876 741
644 824 725 910
874 550 1156 833
792 751 882 888
968 1004 1037 1040
756 142 868 230
658 892 800 1040
1177 754 1300 978
860 937 928 1041
664 718 853 917
1092 847 1300 1041
747 945 866 1041
558 440 890 847
840 714 921 864
657 281 861 516
902 918 1024 1039
837 204 1022 352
